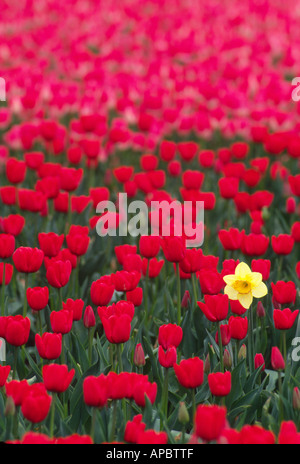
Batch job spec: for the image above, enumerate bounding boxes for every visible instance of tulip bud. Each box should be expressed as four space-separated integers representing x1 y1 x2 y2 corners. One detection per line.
238 344 247 361
271 346 285 371
5 395 15 417
204 354 210 374
293 387 300 411
134 343 145 367
83 306 96 328
256 301 265 318
178 402 189 425
181 290 191 308
223 349 232 369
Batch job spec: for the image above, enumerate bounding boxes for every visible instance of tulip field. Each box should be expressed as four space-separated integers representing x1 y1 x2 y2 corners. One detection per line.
1 0 300 446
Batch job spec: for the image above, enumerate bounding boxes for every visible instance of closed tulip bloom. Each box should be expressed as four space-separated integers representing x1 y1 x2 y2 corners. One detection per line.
0 365 11 387
6 158 26 184
272 234 294 255
13 247 44 273
133 378 157 407
4 316 30 346
5 380 30 406
208 371 231 396
21 383 52 424
142 258 164 278
84 306 96 328
43 364 75 393
241 233 269 256
101 313 132 344
271 281 297 305
254 353 265 371
179 248 203 274
218 177 239 199
158 345 177 368
50 309 73 334
271 346 285 370
0 186 17 206
38 233 64 258
291 222 300 242
273 308 299 330
174 357 204 389
278 422 300 445
124 415 146 443
134 344 145 367
35 332 62 360
161 236 186 263
198 294 229 322
83 375 108 408
126 287 143 307
46 260 72 288
215 324 231 346
137 430 168 445
122 254 143 273
26 287 49 311
251 259 271 281
3 214 25 236
228 316 248 340
139 235 160 258
62 299 84 321
194 405 227 442
0 234 15 258
111 270 141 292
59 167 83 192
158 324 183 350
66 232 90 256
114 244 137 265
90 279 115 306
197 269 224 295
218 228 244 252
0 263 13 286
238 425 275 445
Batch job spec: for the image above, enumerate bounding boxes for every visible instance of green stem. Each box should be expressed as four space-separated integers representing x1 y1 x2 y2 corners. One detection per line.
217 322 224 373
176 263 181 325
110 401 117 442
116 344 123 373
23 274 29 317
192 388 196 418
1 264 6 317
50 393 56 438
248 306 254 374
192 272 198 310
90 407 97 443
278 371 284 422
161 368 169 430
12 346 19 380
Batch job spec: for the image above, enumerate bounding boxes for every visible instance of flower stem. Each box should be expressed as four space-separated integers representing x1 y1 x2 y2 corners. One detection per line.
50 393 56 438
217 322 224 373
176 263 181 325
23 273 29 317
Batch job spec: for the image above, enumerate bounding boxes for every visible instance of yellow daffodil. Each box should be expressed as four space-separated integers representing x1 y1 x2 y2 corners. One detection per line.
223 262 268 309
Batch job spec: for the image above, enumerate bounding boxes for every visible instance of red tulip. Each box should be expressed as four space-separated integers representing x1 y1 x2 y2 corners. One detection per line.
228 316 248 340
139 235 160 258
272 234 294 255
254 353 265 371
90 279 115 306
21 383 52 424
2 215 25 236
43 364 75 393
238 425 275 444
35 332 62 360
5 380 30 406
46 260 72 288
3 315 30 346
158 346 177 368
13 247 44 274
83 375 108 408
0 263 13 286
6 158 26 184
271 346 285 370
174 357 204 389
208 371 231 396
198 294 229 322
38 233 64 258
273 308 299 330
26 287 49 311
158 324 183 350
0 234 15 259
62 299 84 321
50 309 73 334
0 365 11 387
124 415 146 443
271 281 297 306
194 405 227 442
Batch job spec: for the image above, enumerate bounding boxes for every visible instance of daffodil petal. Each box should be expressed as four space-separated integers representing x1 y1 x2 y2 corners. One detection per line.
224 285 239 300
251 282 268 299
249 272 263 287
223 274 236 285
235 262 251 278
237 292 253 309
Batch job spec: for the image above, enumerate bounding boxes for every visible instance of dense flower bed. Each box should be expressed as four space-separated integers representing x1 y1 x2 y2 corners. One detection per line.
0 0 300 445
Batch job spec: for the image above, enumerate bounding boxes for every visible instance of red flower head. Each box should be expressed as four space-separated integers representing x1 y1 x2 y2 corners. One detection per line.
43 364 75 393
208 371 231 397
198 294 229 322
174 357 204 389
35 332 62 360
83 375 108 408
158 345 177 368
21 383 52 424
271 234 294 255
90 278 115 306
139 235 160 259
0 234 15 259
124 415 146 443
158 324 183 350
271 346 285 371
0 263 13 286
38 233 64 258
273 308 299 330
0 365 11 387
228 316 248 340
194 405 227 442
6 158 26 184
46 260 72 289
50 309 73 334
3 315 30 346
62 299 84 321
26 287 49 311
271 281 297 306
13 247 44 274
